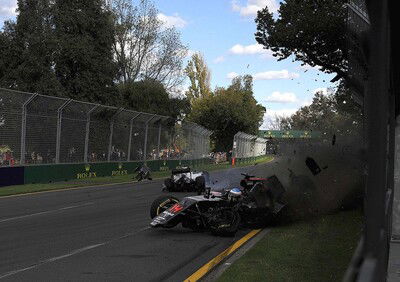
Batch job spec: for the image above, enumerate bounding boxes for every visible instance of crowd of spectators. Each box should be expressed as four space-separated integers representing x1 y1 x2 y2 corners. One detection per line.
0 144 234 166
209 151 232 164
0 150 15 166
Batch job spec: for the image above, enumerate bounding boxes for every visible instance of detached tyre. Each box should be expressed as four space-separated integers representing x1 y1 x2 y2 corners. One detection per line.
150 195 179 219
195 176 205 195
164 178 174 191
209 208 241 237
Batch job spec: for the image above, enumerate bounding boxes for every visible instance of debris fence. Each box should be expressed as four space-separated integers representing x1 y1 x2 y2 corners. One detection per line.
0 88 212 166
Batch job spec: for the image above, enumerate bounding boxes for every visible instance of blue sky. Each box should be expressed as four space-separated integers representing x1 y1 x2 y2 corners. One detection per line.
0 0 336 129
155 0 336 128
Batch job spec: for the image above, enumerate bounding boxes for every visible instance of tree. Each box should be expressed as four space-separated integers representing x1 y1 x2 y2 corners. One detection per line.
1 0 118 102
118 79 190 119
0 0 64 95
278 83 362 136
184 53 211 102
263 114 289 130
255 0 348 81
189 76 265 151
53 0 117 104
0 21 18 89
111 0 187 90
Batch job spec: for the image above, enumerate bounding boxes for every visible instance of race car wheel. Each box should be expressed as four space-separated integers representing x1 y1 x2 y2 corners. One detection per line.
195 176 206 195
150 195 179 219
209 208 241 237
164 178 174 191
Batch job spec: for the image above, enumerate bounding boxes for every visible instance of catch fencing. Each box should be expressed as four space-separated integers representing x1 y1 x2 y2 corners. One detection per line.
232 132 267 158
0 88 212 166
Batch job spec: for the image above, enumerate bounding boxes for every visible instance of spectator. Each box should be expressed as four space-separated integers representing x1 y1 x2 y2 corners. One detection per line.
45 149 51 163
227 150 232 162
37 153 43 164
31 151 36 164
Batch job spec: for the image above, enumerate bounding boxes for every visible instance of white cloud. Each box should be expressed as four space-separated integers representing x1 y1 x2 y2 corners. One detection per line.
226 69 299 81
296 64 325 74
229 43 273 58
232 0 279 17
265 91 297 103
157 13 187 29
214 56 225 63
227 72 239 79
253 70 299 80
313 87 329 95
261 108 298 129
266 108 297 117
0 0 17 18
301 99 313 107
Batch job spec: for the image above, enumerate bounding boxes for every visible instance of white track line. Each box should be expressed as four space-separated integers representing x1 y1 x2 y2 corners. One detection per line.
0 243 104 279
0 202 94 223
0 226 150 280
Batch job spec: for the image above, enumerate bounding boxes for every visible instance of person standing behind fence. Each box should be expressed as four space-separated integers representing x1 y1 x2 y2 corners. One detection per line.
31 151 36 164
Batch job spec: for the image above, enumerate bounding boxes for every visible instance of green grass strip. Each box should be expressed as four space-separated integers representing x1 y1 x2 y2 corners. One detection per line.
218 209 363 282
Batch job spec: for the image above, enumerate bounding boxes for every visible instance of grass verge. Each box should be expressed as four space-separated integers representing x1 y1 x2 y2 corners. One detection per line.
217 209 363 282
0 155 273 197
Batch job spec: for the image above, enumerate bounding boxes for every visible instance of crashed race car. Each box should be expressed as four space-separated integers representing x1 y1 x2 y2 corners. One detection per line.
133 164 152 181
150 173 286 236
162 167 209 194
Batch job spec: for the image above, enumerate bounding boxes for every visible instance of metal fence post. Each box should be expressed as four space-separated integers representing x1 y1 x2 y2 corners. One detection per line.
202 128 208 158
20 94 38 165
127 113 141 162
143 115 155 161
107 108 123 162
200 129 205 158
157 122 162 159
84 105 99 163
241 137 244 157
188 127 192 160
55 99 72 164
239 135 244 158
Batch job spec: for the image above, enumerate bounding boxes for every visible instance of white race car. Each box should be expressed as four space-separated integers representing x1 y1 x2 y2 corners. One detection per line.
162 167 209 194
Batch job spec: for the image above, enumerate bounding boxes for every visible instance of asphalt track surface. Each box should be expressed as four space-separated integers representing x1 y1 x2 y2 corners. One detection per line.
0 162 273 281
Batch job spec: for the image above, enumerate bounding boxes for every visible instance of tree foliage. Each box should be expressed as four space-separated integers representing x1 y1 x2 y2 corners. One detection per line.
278 83 362 136
0 0 117 103
0 0 189 117
184 53 211 102
189 75 265 151
0 0 64 95
53 0 117 104
0 21 19 89
255 0 348 80
117 79 190 119
111 0 187 90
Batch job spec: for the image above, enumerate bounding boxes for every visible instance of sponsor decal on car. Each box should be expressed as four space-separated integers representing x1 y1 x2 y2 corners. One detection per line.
169 203 184 213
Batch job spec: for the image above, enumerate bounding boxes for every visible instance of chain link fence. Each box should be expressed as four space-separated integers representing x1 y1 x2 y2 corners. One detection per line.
0 88 212 166
232 132 267 158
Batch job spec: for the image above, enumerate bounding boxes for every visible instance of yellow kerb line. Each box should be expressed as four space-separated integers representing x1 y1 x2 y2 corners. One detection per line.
184 229 262 282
